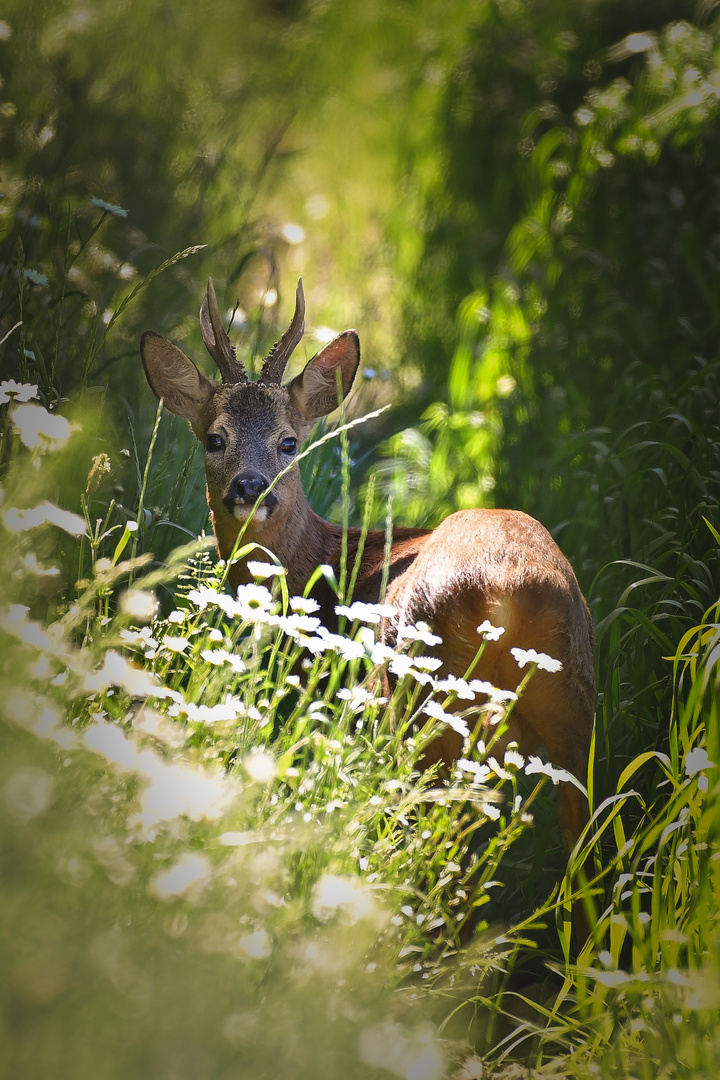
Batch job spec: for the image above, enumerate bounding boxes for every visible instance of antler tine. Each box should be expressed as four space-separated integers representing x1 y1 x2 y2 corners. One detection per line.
258 278 305 385
199 278 248 384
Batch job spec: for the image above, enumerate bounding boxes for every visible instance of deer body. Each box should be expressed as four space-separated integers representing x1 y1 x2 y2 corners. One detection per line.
141 279 595 863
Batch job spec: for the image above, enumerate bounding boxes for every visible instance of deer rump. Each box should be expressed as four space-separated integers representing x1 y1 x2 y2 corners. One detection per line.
140 277 596 898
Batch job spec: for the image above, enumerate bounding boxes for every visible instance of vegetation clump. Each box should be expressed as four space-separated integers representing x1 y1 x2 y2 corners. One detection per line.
1 2 720 1077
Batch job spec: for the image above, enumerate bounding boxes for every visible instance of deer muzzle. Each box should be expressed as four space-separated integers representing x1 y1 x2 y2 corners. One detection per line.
223 473 279 521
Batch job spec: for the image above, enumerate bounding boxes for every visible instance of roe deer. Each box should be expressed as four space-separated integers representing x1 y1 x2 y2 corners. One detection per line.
141 278 595 916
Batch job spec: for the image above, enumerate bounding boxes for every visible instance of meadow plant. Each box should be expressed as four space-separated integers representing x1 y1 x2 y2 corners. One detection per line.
0 388 577 1078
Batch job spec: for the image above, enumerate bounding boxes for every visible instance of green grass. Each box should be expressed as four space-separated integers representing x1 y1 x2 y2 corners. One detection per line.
3 4 720 1074
2 347 718 1077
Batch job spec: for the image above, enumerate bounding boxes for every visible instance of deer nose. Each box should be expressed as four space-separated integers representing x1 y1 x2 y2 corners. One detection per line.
224 473 269 507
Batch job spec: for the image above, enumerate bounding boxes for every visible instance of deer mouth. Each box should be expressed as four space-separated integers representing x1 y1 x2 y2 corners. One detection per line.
224 491 279 523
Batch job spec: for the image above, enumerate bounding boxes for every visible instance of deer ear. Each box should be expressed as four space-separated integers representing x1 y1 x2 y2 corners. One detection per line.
141 331 217 431
287 330 360 424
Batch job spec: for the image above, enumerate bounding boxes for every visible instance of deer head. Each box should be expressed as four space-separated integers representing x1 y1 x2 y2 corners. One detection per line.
140 278 360 571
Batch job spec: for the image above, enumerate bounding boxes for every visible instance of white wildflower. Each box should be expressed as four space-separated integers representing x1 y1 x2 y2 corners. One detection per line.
411 655 443 672
315 627 366 661
167 609 186 624
511 647 563 672
397 621 442 647
290 596 320 614
335 601 396 624
484 686 519 703
385 779 404 792
246 560 286 579
487 756 512 781
162 635 191 654
444 714 471 738
12 403 74 450
422 699 445 722
504 747 525 769
456 758 492 783
525 756 575 786
434 674 476 700
235 582 274 609
4 500 86 536
337 686 385 712
233 583 278 624
389 654 442 684
301 634 331 656
368 640 396 665
186 584 262 622
277 613 321 638
186 584 222 612
423 700 470 738
0 379 38 404
120 627 159 650
477 620 505 641
200 648 246 673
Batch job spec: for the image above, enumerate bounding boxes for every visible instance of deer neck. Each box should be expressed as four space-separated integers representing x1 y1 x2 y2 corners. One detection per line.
213 486 336 597
213 486 430 616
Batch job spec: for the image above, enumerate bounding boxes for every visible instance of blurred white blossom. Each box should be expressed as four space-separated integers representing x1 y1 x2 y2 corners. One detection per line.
12 402 74 450
84 720 232 832
84 650 182 701
358 1020 444 1080
243 750 277 784
4 500 86 536
685 747 714 777
3 766 55 821
152 853 212 899
312 873 379 924
120 588 158 622
238 928 272 959
181 700 243 724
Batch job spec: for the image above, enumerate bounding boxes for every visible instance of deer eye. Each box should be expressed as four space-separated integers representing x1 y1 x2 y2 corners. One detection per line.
206 433 224 453
279 437 297 456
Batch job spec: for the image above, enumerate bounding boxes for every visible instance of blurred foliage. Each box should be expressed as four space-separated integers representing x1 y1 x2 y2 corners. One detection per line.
3 0 720 1075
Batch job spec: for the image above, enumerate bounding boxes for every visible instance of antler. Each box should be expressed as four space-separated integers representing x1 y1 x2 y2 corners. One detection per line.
199 278 248 384
258 278 305 386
